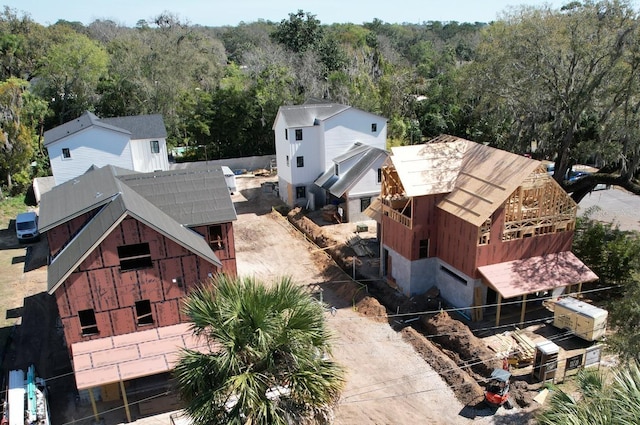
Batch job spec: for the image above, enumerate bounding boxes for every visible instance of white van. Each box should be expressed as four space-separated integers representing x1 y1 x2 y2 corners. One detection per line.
16 211 39 243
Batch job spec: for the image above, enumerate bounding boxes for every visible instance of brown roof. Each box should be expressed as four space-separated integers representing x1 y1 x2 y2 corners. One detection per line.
477 251 599 299
71 323 215 389
390 135 545 227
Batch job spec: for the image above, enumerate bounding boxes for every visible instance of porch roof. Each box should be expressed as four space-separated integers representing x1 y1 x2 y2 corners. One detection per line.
477 251 598 299
71 323 215 390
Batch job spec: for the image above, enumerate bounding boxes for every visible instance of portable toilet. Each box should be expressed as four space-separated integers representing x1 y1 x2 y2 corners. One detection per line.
552 297 608 341
221 166 237 194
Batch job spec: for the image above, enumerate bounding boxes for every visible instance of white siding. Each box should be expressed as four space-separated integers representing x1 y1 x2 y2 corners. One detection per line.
348 155 385 197
130 138 170 172
323 109 387 171
47 127 133 185
273 118 292 184
290 126 323 186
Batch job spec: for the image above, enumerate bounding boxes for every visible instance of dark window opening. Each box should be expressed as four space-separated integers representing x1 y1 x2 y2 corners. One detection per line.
371 123 377 132
360 197 371 212
377 168 382 183
62 148 71 159
135 300 154 325
208 225 225 250
79 309 99 335
295 129 303 140
150 140 160 153
286 155 290 166
296 186 306 199
419 239 429 259
296 156 304 167
285 129 288 140
335 163 339 176
117 243 152 271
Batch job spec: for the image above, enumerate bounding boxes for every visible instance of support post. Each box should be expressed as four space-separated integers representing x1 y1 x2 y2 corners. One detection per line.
495 293 502 327
520 294 527 325
88 387 100 422
120 380 132 423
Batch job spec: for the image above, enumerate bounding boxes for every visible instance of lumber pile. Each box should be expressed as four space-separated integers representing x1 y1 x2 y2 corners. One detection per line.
512 329 536 365
486 329 536 367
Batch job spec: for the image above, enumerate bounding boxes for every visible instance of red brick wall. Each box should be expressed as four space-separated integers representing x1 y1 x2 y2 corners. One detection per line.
55 217 224 347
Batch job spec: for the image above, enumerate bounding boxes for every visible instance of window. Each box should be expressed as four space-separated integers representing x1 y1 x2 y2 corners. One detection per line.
135 300 154 325
62 148 71 159
117 243 152 271
419 239 429 259
296 186 306 199
296 156 304 167
360 197 371 212
377 168 382 183
371 123 377 132
79 309 99 335
285 129 288 140
150 140 160 154
208 225 225 250
295 129 303 140
286 155 290 166
334 164 339 176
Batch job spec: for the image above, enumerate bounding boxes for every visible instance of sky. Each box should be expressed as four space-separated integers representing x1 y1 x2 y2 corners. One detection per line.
3 0 574 27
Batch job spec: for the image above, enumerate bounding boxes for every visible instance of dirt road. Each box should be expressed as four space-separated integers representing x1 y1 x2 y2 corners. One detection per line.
232 176 521 425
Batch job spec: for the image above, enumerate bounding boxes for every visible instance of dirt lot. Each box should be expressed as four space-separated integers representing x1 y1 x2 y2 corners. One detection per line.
232 175 535 424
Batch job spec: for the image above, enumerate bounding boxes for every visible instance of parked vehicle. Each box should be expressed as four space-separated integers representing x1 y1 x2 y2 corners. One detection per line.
15 212 39 243
485 368 512 409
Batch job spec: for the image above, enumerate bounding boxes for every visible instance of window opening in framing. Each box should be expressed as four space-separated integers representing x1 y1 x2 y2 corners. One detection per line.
208 225 225 250
62 148 71 159
296 186 306 199
117 243 152 271
360 197 371 212
371 123 377 132
419 239 429 259
135 300 154 325
296 156 304 167
150 140 160 153
478 217 491 245
79 309 99 335
295 129 303 140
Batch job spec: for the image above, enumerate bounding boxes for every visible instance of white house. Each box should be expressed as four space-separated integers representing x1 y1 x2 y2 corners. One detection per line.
272 100 387 212
314 143 388 223
44 112 170 185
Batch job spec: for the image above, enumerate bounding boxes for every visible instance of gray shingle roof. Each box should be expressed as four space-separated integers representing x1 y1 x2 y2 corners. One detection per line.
43 112 167 146
315 144 388 197
274 103 351 129
117 165 237 226
41 164 236 294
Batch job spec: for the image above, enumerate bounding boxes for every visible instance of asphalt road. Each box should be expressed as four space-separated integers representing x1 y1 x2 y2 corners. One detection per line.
577 187 640 232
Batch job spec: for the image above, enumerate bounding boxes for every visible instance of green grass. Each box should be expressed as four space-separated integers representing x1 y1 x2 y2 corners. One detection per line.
0 194 28 228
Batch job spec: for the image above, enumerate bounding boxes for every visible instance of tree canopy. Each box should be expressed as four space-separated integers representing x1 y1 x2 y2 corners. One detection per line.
174 274 345 425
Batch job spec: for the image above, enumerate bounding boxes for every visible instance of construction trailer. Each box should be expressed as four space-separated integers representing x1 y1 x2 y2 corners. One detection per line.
552 297 608 341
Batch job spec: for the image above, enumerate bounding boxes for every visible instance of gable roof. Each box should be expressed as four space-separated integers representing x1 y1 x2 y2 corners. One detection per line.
44 112 167 146
40 164 235 293
390 135 545 227
117 165 237 226
315 143 388 197
274 103 351 129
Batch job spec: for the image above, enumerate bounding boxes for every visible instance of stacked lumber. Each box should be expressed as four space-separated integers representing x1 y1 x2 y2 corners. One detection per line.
512 329 536 364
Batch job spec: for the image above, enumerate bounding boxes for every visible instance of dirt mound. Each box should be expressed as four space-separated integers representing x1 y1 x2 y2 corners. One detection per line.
422 311 501 379
510 380 538 408
355 296 388 323
401 327 485 406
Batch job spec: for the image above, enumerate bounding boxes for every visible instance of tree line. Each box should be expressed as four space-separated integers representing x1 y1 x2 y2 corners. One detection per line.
1 1 640 200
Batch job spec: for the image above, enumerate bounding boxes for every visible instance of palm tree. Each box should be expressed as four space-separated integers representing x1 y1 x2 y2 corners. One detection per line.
174 274 345 425
536 360 640 425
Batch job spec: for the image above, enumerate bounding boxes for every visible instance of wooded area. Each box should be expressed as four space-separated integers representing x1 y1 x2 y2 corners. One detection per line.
1 1 639 200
